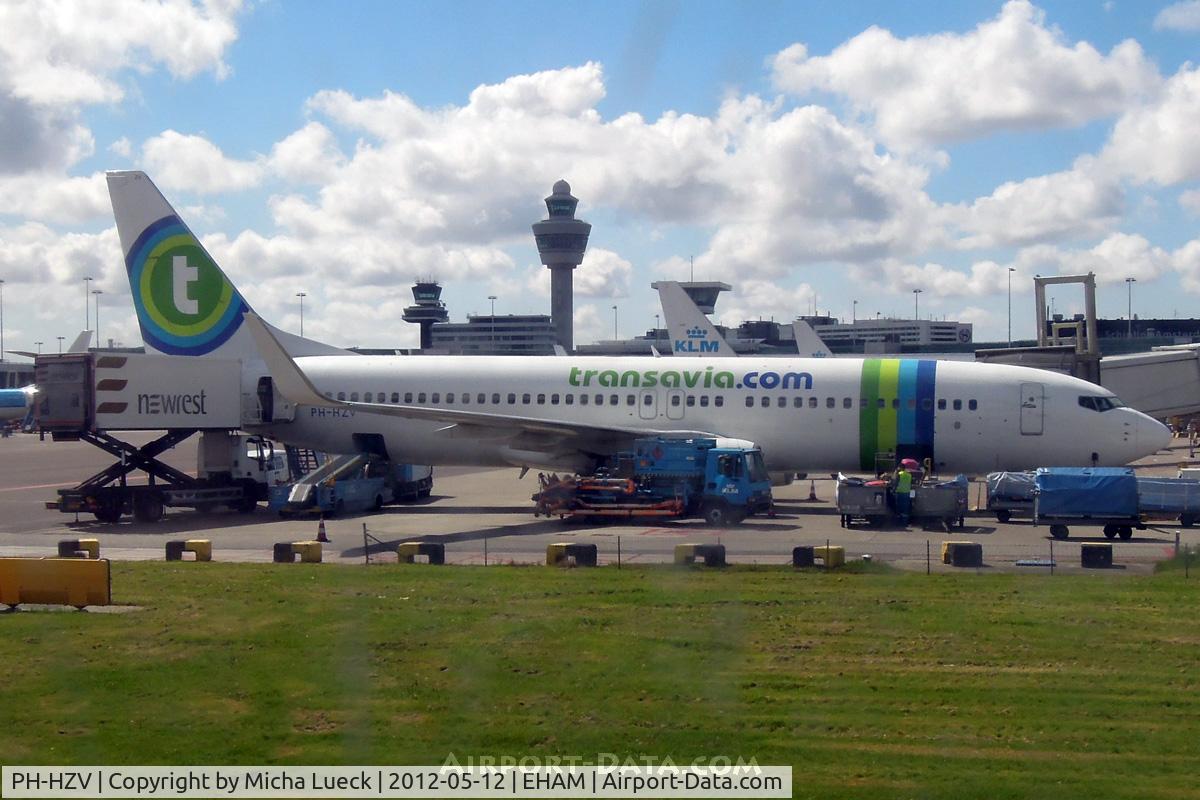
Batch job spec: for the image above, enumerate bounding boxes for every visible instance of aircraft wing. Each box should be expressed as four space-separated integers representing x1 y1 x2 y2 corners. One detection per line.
243 313 731 456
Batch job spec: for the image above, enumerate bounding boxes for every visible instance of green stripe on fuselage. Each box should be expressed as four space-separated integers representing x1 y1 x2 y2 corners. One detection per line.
859 359 881 470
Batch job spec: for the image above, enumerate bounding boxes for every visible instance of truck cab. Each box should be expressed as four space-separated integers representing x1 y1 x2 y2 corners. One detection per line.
702 446 773 525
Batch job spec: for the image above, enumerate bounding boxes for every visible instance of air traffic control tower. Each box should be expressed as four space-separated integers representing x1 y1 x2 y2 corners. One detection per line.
402 281 449 350
532 180 591 352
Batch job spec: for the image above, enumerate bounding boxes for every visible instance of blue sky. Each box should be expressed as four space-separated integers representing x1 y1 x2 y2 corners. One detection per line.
2 0 1200 352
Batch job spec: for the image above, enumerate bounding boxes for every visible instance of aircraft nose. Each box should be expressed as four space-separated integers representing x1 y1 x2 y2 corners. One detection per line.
1139 413 1172 455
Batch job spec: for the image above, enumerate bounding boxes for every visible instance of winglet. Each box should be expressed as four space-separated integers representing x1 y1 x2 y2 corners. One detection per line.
243 313 339 408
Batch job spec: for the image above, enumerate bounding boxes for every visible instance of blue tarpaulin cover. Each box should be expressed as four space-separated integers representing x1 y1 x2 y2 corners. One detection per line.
1035 467 1139 518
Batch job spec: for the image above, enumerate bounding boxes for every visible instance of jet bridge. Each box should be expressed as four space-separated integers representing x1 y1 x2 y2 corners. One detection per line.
1099 347 1200 420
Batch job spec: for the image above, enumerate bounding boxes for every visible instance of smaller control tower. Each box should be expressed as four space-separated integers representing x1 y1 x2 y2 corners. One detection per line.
532 180 591 352
402 280 449 350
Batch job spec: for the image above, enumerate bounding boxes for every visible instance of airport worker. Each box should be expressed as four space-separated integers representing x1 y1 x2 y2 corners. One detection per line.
894 464 913 525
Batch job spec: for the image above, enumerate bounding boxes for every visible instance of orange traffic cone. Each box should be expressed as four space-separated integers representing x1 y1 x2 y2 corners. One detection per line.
317 515 330 543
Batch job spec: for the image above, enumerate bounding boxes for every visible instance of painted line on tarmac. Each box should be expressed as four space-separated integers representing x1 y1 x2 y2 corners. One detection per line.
0 480 75 493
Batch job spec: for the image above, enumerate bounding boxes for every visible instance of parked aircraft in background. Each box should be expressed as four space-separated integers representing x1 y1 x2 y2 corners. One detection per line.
2 332 94 424
107 170 1171 475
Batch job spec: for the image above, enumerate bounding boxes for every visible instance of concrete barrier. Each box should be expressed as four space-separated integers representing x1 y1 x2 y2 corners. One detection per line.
165 539 212 562
813 545 845 568
1081 542 1113 568
57 538 100 559
674 543 726 567
942 541 983 568
273 541 322 563
546 542 598 567
398 541 446 565
0 558 111 608
792 546 815 567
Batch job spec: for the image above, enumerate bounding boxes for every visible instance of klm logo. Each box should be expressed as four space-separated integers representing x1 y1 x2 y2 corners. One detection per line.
674 327 721 353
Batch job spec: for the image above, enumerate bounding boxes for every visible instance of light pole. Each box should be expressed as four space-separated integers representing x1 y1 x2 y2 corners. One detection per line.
852 299 858 324
655 313 660 332
35 341 42 355
83 276 93 329
1123 278 1132 338
56 336 64 354
612 305 618 340
1007 267 1015 347
0 278 5 362
295 292 306 337
913 288 922 320
92 289 102 345
488 295 497 351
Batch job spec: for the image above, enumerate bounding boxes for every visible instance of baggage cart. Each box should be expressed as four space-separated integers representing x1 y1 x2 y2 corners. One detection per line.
986 471 1036 522
912 478 968 530
835 477 890 528
1034 467 1142 540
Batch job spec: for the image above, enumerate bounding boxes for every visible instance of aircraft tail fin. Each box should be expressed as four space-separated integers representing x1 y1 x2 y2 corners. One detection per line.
106 170 350 359
653 280 734 357
792 319 833 358
66 330 91 352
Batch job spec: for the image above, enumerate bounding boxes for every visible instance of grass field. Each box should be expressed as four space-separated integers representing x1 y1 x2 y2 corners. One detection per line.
2 561 1199 799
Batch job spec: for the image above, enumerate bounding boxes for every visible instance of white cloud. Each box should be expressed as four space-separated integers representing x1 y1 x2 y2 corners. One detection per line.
0 172 109 224
525 247 633 299
110 137 133 159
771 0 1159 149
268 122 346 185
946 161 1124 248
142 130 265 193
1154 1 1200 32
713 280 817 327
1099 65 1200 185
0 0 242 107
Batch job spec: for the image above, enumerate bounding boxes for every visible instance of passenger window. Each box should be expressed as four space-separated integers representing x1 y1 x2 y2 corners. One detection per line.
843 397 853 409
477 393 486 404
350 392 360 401
551 393 560 405
746 397 755 408
671 395 681 407
492 393 501 404
643 394 653 405
715 396 724 407
418 393 427 403
627 395 636 406
760 397 770 408
700 396 709 407
446 393 455 404
404 392 413 403
808 397 817 408
522 393 531 404
324 392 333 399
391 392 399 403
537 394 546 405
507 393 516 404
907 398 916 410
794 397 804 408
891 398 900 409
686 396 695 407
953 399 962 410
937 399 946 410
364 392 373 402
431 393 440 403
921 398 932 411
595 394 603 405
968 399 978 411
778 397 787 408
337 391 346 401
580 394 588 405
877 398 885 409
461 393 469 404
826 397 835 409
565 394 574 405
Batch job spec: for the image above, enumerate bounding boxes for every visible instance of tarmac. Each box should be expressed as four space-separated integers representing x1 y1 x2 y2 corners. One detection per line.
1 429 1198 574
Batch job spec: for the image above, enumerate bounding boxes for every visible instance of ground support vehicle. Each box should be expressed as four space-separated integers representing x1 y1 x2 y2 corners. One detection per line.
986 471 1037 522
1033 467 1143 539
269 452 433 516
35 352 279 523
835 476 890 527
1136 476 1200 527
532 437 773 526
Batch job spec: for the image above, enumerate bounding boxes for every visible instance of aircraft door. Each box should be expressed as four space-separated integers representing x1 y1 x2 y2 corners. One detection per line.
1020 382 1044 435
638 389 658 420
665 389 685 420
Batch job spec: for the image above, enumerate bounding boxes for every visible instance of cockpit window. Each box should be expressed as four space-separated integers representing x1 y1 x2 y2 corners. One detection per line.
1079 395 1124 412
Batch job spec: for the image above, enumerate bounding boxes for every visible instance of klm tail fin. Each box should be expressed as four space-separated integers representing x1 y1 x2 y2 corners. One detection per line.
653 280 735 357
106 171 350 359
66 330 91 353
792 319 833 358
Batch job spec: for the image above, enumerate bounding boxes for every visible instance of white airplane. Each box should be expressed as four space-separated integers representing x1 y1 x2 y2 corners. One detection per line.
106 170 1170 475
